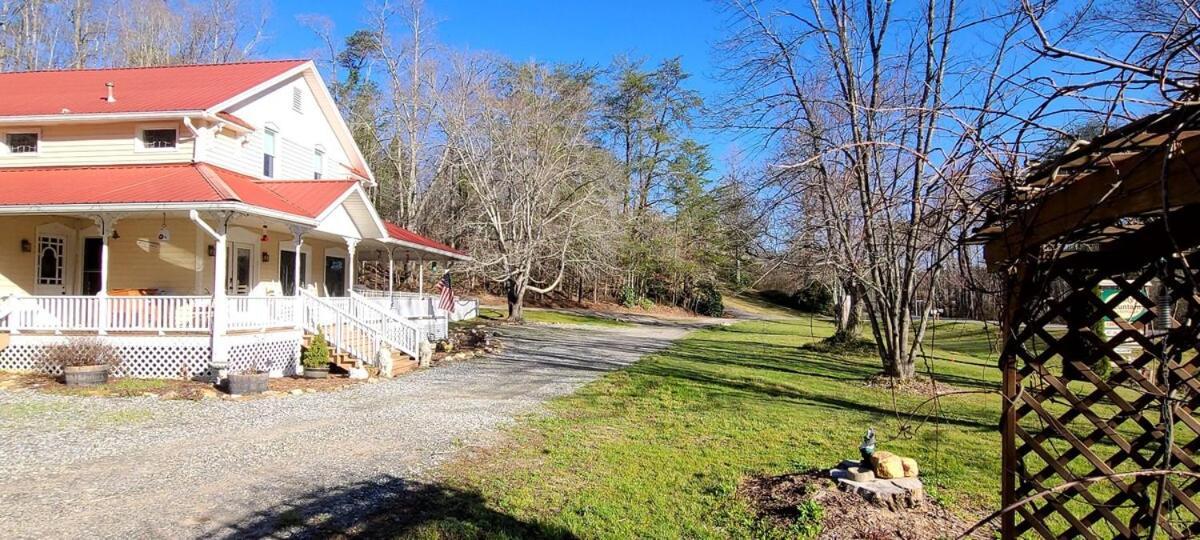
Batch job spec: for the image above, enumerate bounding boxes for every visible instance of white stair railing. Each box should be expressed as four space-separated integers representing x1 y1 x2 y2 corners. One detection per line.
299 290 419 364
347 291 421 358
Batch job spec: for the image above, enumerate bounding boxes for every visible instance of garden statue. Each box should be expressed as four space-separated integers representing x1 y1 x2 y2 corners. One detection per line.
859 427 876 466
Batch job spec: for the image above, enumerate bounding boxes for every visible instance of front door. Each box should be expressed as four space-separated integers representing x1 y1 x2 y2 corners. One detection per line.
227 243 253 295
34 234 68 296
324 256 345 297
80 237 103 295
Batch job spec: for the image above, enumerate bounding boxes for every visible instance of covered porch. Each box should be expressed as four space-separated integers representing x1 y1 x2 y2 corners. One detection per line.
0 166 472 378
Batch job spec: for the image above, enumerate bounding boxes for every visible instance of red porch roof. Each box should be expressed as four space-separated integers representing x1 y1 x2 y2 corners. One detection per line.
0 60 307 117
0 163 312 219
383 222 467 257
258 180 358 218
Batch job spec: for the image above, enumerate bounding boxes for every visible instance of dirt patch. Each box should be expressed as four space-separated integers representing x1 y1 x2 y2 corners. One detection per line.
740 470 991 539
267 376 363 394
863 373 964 397
0 372 215 399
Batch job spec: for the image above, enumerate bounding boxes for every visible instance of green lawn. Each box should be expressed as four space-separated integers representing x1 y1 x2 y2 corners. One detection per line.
395 313 1009 538
476 307 632 328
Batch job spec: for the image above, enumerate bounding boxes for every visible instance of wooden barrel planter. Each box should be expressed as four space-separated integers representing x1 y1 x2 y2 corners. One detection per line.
227 372 269 395
63 365 109 386
303 366 329 379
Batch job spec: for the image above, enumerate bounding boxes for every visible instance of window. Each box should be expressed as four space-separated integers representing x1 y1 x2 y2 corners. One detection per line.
263 128 276 178
313 148 324 179
292 87 304 113
6 132 38 153
36 235 64 286
141 128 177 149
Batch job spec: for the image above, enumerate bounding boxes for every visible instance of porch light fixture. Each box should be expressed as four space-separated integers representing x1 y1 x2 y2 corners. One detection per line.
20 239 30 253
111 229 120 240
207 244 215 257
262 251 270 263
156 213 171 242
261 225 269 242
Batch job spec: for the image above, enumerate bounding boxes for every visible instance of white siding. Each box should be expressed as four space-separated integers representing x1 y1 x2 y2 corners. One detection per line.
0 122 192 167
212 74 356 180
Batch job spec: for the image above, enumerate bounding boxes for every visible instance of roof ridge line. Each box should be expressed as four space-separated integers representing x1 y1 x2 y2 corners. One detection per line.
194 163 240 201
1 59 309 76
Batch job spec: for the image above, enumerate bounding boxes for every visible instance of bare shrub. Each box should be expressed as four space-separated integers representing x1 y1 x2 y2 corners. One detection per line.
40 337 121 370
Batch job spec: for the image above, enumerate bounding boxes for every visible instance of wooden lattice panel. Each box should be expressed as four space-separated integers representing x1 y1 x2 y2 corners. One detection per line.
1003 261 1200 538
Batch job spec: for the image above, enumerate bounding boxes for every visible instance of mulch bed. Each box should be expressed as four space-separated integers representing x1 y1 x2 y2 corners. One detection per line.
740 470 992 539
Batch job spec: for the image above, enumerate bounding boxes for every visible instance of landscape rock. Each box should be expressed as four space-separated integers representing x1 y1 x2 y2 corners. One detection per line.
901 457 919 478
289 389 303 396
871 451 904 479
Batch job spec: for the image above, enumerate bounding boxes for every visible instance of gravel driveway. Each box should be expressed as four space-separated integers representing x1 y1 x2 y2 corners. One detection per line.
0 321 705 539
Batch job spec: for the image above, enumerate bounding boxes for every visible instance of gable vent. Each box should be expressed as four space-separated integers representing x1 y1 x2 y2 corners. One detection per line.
292 87 303 113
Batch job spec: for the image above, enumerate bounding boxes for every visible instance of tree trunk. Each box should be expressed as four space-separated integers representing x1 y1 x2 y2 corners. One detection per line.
833 279 862 342
506 278 524 322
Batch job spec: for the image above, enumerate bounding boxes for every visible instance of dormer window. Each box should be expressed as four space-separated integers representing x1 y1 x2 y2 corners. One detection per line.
5 132 38 154
141 128 177 149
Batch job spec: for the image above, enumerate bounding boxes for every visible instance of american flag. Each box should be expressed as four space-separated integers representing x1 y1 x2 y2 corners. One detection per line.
436 271 456 312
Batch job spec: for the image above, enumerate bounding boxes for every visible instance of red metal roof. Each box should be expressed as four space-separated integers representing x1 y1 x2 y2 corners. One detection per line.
0 163 232 205
384 222 467 256
0 60 308 117
0 163 311 219
257 180 358 218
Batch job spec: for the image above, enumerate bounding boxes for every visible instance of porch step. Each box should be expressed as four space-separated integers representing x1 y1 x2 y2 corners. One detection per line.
302 333 417 377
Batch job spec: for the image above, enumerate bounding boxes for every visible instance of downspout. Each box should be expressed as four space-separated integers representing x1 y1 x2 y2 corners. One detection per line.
182 116 208 163
191 210 229 381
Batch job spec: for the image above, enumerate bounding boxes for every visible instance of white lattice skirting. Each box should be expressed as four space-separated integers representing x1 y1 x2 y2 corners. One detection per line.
0 332 301 379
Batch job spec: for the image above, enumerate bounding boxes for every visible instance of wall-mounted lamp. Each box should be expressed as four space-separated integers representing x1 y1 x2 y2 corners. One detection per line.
261 251 270 263
111 229 120 240
207 244 216 257
20 239 31 253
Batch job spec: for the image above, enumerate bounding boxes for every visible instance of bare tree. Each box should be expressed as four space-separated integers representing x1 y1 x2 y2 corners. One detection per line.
443 61 614 321
720 0 1031 378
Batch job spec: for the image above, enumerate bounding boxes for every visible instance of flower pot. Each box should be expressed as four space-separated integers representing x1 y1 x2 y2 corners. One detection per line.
303 366 329 379
227 372 269 395
63 365 108 386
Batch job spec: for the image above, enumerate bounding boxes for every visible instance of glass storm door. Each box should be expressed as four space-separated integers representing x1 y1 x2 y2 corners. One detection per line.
34 235 68 296
324 256 346 297
279 250 308 296
227 244 253 295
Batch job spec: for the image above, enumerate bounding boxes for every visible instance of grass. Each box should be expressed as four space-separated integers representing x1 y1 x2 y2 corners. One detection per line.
476 307 632 328
403 313 1011 538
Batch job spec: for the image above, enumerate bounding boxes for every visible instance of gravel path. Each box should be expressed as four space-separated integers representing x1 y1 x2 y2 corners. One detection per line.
0 321 707 539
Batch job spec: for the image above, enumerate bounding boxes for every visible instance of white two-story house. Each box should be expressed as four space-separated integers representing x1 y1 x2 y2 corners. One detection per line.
0 60 470 379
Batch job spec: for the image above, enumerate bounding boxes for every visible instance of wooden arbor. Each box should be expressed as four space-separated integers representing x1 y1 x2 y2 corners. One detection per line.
976 106 1200 539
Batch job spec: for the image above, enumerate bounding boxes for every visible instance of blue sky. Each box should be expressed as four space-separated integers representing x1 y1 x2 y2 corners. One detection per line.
261 0 740 167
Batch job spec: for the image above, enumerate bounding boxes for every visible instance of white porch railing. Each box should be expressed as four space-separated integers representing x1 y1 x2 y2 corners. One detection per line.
227 296 296 332
352 287 478 340
2 295 297 334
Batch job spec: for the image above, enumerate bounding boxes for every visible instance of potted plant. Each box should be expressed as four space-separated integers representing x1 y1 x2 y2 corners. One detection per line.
302 331 331 379
227 366 269 395
41 337 120 386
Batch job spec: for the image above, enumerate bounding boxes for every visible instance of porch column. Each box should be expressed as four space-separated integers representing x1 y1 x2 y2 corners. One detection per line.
418 256 425 296
289 225 307 331
191 210 230 378
344 237 359 295
92 214 119 335
387 250 396 298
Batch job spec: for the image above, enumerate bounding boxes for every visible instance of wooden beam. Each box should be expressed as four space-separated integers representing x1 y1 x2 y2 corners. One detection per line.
985 137 1200 268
